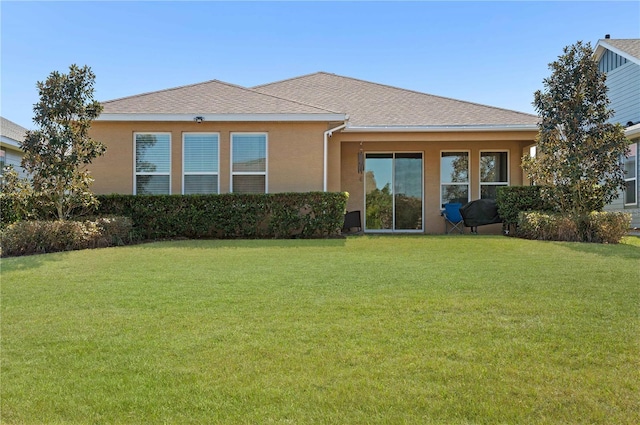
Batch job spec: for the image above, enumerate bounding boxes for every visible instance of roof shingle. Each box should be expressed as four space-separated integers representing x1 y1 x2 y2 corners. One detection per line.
599 39 640 61
253 72 538 127
101 79 340 115
1 116 28 144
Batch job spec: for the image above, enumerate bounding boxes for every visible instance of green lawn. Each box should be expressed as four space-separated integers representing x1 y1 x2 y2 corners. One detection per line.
2 236 639 424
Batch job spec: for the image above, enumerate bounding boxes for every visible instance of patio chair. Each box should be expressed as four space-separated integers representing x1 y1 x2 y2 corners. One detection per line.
342 210 362 233
442 202 464 234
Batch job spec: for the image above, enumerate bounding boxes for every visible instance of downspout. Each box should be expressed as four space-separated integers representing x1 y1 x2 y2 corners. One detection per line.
323 122 347 192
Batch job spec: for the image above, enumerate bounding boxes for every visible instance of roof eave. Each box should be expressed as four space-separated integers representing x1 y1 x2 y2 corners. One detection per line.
594 40 640 65
0 136 22 149
342 124 539 133
625 123 640 140
95 113 347 122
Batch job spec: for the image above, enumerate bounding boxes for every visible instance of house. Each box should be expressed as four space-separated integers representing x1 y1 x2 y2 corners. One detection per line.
594 37 640 228
89 72 539 234
0 116 28 182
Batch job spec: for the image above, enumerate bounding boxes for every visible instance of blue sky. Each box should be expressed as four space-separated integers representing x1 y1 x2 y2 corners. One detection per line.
1 1 639 130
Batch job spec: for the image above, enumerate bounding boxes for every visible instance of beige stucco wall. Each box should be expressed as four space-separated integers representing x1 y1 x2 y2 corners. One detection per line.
89 121 330 195
89 122 536 234
336 130 537 234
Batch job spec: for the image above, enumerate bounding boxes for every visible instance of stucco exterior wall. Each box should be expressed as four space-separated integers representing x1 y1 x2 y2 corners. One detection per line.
89 121 330 195
89 122 537 234
336 130 537 234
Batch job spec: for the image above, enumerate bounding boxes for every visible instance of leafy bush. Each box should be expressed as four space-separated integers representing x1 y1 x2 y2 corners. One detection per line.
496 186 553 226
517 211 630 243
581 212 631 244
1 216 133 257
96 192 348 240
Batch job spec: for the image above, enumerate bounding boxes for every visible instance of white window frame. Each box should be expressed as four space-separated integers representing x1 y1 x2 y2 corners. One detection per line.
479 150 510 199
440 150 470 208
624 142 637 206
230 132 268 194
133 132 171 195
182 132 220 195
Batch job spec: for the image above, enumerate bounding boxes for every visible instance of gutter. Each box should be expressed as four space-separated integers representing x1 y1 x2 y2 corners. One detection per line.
96 113 347 122
323 122 347 192
342 124 539 133
625 123 640 140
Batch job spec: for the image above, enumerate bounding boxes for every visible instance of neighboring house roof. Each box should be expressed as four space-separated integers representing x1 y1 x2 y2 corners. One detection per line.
594 38 640 65
100 79 346 122
98 72 538 129
253 72 538 129
0 116 28 149
626 123 640 141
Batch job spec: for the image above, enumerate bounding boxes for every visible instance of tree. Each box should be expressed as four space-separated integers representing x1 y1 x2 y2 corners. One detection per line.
523 41 629 217
17 64 105 220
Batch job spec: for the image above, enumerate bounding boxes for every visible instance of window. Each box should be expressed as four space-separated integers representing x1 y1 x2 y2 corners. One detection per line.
624 143 637 205
135 133 171 194
440 152 469 207
231 133 267 193
183 133 219 194
480 151 509 199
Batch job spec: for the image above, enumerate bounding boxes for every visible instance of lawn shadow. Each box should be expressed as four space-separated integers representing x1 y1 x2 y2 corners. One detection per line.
559 236 640 260
134 237 348 250
1 249 68 271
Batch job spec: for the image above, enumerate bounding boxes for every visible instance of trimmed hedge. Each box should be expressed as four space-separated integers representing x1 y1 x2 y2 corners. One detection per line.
496 186 553 226
1 216 133 257
95 192 349 240
517 211 630 244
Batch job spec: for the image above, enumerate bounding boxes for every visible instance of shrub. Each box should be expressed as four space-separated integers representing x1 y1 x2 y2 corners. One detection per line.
581 212 631 244
517 211 580 242
496 186 553 226
1 216 133 257
95 192 348 240
517 211 630 243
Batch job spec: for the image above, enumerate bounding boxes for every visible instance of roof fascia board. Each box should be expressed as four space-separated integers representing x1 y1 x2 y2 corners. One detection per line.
594 41 640 66
0 136 22 149
96 113 347 122
342 125 539 133
625 123 640 139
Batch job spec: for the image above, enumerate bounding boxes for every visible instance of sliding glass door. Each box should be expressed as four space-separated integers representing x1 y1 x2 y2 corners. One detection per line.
365 153 423 232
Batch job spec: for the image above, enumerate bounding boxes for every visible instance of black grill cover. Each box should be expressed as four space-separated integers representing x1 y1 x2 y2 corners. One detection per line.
460 199 502 227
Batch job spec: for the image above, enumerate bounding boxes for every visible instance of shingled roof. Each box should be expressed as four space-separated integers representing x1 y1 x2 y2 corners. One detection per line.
0 116 28 147
253 72 538 128
99 72 538 128
101 79 341 116
595 38 640 64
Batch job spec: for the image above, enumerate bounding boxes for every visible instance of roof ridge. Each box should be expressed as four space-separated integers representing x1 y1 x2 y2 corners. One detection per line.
101 77 341 114
256 71 537 118
101 79 225 104
252 71 330 89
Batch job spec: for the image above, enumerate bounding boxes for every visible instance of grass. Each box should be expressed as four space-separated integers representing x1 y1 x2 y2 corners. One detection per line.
1 235 639 424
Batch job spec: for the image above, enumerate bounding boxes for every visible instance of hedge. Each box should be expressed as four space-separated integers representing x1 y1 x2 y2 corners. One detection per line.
1 216 133 257
496 186 553 226
517 211 630 244
95 192 349 240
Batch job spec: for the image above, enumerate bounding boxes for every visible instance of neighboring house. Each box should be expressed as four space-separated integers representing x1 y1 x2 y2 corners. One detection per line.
594 37 640 228
0 116 28 182
89 72 539 234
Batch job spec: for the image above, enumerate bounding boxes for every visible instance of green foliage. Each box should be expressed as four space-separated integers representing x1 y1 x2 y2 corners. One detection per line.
522 41 629 216
0 216 133 257
2 237 639 424
365 183 392 229
517 211 630 243
496 186 553 225
95 192 348 240
5 64 105 220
